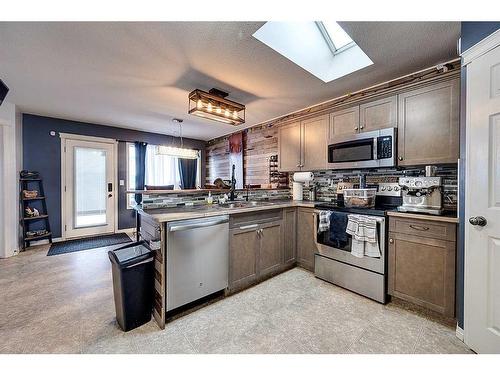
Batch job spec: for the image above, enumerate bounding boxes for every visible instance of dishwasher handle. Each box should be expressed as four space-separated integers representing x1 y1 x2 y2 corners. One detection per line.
169 217 229 232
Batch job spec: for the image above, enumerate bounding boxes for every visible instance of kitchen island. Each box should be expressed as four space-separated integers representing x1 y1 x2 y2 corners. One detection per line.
135 199 319 328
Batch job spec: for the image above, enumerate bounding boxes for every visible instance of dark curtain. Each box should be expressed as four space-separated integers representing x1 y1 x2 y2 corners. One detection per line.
178 158 197 189
134 141 148 205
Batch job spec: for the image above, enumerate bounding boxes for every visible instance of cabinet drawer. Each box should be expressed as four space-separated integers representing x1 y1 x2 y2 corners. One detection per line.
230 209 283 228
389 217 456 241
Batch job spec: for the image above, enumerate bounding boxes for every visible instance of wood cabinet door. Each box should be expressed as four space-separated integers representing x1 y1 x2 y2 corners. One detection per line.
359 95 397 132
397 79 459 166
301 114 328 171
297 208 317 271
283 208 297 266
278 121 301 172
258 221 283 279
329 106 360 138
388 231 455 317
229 226 259 291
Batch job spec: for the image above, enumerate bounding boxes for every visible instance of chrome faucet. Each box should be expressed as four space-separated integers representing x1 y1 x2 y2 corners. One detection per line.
229 164 236 201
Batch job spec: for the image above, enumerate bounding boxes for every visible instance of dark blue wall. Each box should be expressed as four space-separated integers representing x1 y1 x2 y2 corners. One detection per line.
22 114 206 237
461 22 500 52
456 22 500 329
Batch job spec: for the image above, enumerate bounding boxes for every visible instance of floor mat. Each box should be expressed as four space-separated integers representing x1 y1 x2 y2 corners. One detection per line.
47 233 132 256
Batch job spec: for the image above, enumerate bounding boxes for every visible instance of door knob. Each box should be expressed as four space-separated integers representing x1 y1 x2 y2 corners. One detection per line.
469 216 487 227
398 156 403 161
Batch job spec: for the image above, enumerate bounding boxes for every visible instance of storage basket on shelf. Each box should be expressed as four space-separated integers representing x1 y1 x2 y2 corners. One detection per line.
343 188 377 208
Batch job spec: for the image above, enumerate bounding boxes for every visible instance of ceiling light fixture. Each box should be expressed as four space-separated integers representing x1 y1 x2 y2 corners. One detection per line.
188 88 245 126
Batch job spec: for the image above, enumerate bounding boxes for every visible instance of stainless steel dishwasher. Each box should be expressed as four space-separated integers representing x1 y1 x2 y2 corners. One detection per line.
166 215 229 311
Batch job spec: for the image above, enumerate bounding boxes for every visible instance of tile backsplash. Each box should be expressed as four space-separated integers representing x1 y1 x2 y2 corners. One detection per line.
141 189 291 209
299 165 458 210
141 165 457 212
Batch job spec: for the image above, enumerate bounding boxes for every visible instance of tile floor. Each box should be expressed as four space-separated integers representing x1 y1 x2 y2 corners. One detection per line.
0 242 473 354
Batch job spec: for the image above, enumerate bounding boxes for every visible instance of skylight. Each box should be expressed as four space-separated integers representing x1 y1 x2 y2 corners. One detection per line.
253 21 373 83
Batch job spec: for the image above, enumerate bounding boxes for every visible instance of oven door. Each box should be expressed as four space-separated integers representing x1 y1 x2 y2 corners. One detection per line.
314 213 386 274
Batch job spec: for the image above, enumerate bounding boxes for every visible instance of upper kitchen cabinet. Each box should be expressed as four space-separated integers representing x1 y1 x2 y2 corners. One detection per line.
301 114 328 171
278 121 301 172
397 79 459 166
359 95 398 132
278 115 328 172
329 106 359 138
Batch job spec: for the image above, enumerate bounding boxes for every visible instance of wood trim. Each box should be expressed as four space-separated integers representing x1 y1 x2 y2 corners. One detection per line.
461 28 500 66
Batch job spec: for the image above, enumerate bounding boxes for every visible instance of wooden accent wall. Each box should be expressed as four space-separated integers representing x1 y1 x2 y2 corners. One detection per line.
206 125 279 187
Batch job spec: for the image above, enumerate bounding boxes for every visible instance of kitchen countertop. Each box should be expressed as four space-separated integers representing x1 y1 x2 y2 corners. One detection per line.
386 210 459 224
136 200 318 223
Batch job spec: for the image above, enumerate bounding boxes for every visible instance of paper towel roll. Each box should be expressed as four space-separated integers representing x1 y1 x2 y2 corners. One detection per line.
292 182 303 201
293 172 314 183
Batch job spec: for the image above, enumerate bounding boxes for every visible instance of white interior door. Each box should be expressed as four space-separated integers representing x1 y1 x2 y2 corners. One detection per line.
465 42 500 353
63 138 116 239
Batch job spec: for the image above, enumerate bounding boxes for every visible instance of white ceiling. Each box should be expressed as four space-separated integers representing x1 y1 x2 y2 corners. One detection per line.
0 22 460 141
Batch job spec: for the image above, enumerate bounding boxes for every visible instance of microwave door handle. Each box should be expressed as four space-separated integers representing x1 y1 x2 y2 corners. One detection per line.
373 137 378 161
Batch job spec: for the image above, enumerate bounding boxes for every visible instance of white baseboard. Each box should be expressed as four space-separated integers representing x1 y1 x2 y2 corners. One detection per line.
456 325 464 342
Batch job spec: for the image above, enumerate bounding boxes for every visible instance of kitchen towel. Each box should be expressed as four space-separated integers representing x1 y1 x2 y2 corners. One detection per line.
329 211 349 248
346 214 381 258
318 210 331 233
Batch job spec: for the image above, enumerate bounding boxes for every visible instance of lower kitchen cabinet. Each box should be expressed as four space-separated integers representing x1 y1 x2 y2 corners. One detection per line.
229 225 259 291
297 207 317 271
283 207 297 266
258 221 283 278
228 213 284 292
388 217 456 317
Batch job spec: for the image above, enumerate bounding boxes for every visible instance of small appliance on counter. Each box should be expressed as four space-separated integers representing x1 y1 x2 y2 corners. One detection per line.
398 166 443 215
292 172 314 200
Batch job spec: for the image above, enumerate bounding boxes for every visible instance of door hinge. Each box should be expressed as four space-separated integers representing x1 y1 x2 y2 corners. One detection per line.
64 185 67 192
65 224 67 231
64 146 66 153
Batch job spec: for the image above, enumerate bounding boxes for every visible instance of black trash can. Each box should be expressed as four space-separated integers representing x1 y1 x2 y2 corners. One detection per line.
108 241 155 332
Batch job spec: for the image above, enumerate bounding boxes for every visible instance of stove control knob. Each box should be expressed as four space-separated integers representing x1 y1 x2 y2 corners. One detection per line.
394 186 399 191
381 187 386 191
387 186 393 191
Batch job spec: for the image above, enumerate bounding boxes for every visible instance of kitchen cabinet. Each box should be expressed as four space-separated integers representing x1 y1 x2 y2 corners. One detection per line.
229 211 284 292
278 115 328 172
329 95 397 138
388 216 456 317
329 106 359 138
258 221 283 278
301 115 328 171
359 95 398 132
278 121 301 172
397 78 459 166
229 224 260 291
297 207 317 271
283 207 297 266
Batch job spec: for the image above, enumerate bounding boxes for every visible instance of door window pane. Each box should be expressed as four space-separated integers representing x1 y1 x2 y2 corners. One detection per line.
74 147 107 228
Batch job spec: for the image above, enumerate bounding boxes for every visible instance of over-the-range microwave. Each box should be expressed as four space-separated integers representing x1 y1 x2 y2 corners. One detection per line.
327 127 396 169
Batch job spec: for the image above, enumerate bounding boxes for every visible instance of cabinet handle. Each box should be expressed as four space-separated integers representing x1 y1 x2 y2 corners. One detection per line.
409 224 430 231
398 156 403 161
354 127 359 131
389 238 394 244
239 224 258 230
360 125 364 130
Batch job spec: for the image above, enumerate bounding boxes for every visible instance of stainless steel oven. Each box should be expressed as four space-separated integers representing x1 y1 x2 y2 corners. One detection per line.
327 127 396 169
313 209 387 303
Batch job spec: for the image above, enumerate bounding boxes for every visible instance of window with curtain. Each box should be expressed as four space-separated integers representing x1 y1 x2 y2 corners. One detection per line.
127 143 201 208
